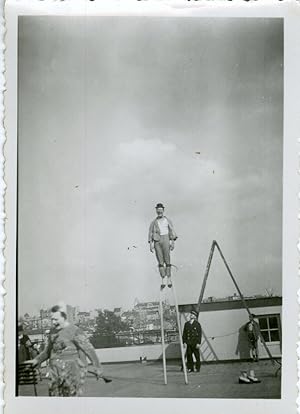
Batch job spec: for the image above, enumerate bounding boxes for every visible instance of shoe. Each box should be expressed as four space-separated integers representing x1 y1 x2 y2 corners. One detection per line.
161 277 166 289
239 372 251 384
239 376 251 384
247 375 261 383
247 370 261 383
188 369 193 373
167 278 172 288
102 377 112 383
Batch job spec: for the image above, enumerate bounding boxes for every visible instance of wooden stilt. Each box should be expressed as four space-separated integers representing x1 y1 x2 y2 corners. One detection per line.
172 279 188 385
159 287 167 385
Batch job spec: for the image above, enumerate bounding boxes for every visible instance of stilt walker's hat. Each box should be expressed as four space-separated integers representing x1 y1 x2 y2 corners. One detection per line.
155 203 165 209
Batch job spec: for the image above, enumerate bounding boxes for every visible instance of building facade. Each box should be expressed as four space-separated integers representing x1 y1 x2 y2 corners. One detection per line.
179 296 282 361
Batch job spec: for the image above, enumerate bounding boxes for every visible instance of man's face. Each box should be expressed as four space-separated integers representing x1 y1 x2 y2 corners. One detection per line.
51 311 66 329
156 208 164 218
190 313 197 322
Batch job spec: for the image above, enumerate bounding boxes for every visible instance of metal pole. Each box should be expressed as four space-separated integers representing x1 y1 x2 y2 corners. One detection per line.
197 241 216 313
172 279 188 385
214 241 279 365
159 288 167 385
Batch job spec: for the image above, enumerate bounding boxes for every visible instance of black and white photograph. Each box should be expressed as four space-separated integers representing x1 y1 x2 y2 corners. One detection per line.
3 2 300 413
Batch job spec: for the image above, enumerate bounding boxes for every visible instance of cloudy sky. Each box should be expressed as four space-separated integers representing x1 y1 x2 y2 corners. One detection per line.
17 17 283 316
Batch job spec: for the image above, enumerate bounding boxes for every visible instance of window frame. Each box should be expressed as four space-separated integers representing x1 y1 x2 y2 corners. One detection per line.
256 313 282 344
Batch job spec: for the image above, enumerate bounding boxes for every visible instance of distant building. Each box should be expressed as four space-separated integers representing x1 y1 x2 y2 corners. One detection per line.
90 309 98 320
77 311 91 324
66 304 78 324
40 309 51 320
121 310 138 325
113 307 122 317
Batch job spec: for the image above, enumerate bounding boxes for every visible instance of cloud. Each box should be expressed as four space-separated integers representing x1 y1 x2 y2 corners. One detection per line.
119 138 176 163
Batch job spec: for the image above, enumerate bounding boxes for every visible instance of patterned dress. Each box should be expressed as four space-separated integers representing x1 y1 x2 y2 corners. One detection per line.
36 324 102 396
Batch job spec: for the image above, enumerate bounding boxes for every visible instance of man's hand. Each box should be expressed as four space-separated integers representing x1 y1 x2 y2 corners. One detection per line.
95 366 104 380
24 359 38 367
196 344 200 349
170 241 175 251
149 243 154 253
183 343 187 349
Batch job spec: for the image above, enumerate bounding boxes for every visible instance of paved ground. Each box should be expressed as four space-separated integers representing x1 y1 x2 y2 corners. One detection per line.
19 359 281 398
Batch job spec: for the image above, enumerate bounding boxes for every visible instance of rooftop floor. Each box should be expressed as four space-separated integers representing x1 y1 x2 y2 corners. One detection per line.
19 359 281 399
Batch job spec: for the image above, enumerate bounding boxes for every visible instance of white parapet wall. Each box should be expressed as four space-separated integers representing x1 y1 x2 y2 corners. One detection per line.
94 304 282 364
95 342 181 363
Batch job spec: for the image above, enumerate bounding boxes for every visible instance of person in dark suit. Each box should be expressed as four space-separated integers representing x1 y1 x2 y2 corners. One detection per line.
182 310 202 372
18 323 33 363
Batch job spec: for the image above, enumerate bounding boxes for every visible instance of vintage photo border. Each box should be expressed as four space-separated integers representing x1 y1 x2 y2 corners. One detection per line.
2 1 300 413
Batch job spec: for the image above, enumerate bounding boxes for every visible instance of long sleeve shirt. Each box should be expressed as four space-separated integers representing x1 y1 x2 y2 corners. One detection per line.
36 324 100 368
148 216 177 243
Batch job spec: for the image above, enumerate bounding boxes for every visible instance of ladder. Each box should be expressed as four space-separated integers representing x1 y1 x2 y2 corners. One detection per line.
159 278 188 385
200 329 219 362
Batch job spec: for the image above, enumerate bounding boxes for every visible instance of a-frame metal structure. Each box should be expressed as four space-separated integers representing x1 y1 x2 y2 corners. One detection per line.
197 240 281 370
158 239 281 385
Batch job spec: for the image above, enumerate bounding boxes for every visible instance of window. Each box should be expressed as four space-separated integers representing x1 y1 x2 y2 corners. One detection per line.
257 314 281 343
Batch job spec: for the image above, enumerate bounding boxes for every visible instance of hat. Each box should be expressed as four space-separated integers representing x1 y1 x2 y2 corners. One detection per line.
155 203 165 209
191 310 198 317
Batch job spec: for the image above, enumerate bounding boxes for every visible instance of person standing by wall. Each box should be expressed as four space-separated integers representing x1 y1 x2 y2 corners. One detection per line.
244 313 260 362
18 323 33 363
182 310 202 373
148 203 177 289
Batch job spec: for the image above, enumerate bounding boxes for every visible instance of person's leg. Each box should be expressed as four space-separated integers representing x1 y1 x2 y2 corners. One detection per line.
249 344 254 360
154 241 166 286
253 341 259 361
194 347 201 372
249 339 257 361
186 345 194 371
161 235 172 286
248 337 254 360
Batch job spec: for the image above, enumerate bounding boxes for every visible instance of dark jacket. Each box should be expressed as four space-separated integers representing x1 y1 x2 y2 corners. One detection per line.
182 320 202 346
244 320 260 340
18 334 32 363
148 216 177 243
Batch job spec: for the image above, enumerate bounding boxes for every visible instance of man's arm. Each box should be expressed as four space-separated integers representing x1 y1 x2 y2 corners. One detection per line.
197 322 202 344
182 323 188 344
73 330 101 368
167 218 177 241
148 221 155 252
253 321 261 340
243 322 249 333
148 220 154 243
27 339 51 366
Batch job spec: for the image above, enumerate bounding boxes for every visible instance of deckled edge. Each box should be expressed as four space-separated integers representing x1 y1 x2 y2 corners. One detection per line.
0 2 296 414
0 0 5 413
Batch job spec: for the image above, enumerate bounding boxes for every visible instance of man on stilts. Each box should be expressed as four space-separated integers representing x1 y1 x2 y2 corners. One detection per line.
148 203 177 289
